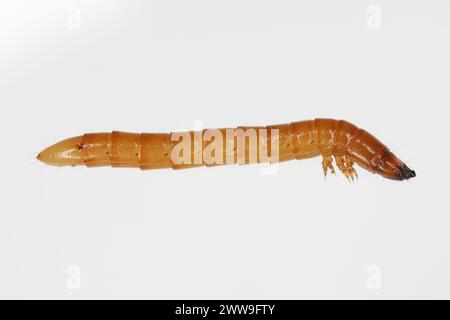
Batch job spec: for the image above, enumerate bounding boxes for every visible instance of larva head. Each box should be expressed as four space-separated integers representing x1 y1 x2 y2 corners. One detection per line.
374 151 416 181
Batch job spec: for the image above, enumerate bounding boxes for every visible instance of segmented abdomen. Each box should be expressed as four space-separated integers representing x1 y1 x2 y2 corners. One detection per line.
75 119 376 170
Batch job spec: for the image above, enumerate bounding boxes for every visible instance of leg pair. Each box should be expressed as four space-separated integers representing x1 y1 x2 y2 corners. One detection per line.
322 154 358 181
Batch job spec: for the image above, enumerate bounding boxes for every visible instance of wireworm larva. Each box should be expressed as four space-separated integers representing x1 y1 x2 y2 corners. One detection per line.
37 118 416 181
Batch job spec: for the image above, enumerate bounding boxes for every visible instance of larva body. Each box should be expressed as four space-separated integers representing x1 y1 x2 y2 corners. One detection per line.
37 119 416 181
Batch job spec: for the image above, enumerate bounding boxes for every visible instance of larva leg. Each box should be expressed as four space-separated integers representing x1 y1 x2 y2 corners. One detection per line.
334 156 351 181
334 155 358 181
322 155 335 178
345 157 358 180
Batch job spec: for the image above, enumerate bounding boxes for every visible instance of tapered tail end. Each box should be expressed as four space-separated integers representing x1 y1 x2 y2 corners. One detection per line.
37 136 84 166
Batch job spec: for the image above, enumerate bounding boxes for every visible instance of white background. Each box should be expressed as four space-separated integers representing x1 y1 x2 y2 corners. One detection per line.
0 0 449 299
